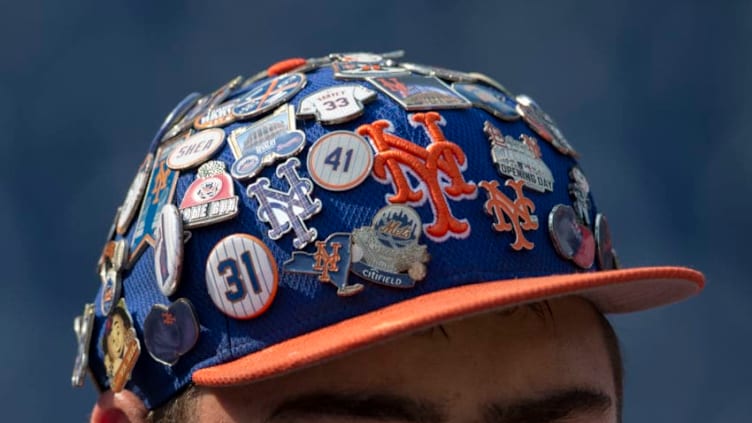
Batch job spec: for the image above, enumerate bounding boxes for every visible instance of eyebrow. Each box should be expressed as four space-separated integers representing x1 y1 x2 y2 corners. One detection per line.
266 388 612 423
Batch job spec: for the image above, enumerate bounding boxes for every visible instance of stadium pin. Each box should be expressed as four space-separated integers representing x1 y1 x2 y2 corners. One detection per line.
102 298 141 393
400 62 477 82
143 299 199 366
179 161 239 228
484 121 553 193
453 82 520 121
166 128 225 170
154 204 184 296
116 154 154 235
595 213 620 270
306 131 373 191
100 267 122 316
71 303 95 388
284 232 365 296
351 205 430 289
163 76 243 141
515 95 577 157
297 85 377 125
246 157 323 249
330 51 408 79
568 166 592 227
130 139 181 265
227 104 305 181
548 204 595 269
367 74 471 111
155 92 202 145
205 234 278 319
232 73 306 120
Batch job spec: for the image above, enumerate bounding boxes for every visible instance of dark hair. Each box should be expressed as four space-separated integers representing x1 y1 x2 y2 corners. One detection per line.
102 306 132 357
146 302 624 423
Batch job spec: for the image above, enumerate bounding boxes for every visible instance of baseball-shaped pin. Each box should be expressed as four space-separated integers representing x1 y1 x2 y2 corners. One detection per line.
154 204 184 296
205 234 278 319
307 131 373 191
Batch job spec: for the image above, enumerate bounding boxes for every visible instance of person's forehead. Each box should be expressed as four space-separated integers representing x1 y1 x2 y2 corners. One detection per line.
197 296 615 420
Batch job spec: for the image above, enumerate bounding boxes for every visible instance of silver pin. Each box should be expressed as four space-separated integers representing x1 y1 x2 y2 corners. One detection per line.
484 121 553 192
166 128 225 170
116 154 154 235
154 204 184 296
595 213 619 270
71 303 95 387
548 204 595 269
516 95 577 157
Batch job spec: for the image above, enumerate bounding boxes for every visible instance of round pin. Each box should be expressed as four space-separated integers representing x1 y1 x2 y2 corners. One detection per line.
166 128 225 170
102 298 141 393
548 204 595 269
154 204 184 296
100 267 122 315
452 82 520 121
116 154 154 235
307 131 373 191
232 73 306 120
595 213 619 270
205 234 278 319
516 95 577 157
143 299 199 366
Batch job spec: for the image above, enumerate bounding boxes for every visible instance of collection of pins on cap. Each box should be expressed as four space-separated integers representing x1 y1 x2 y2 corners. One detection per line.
72 50 620 391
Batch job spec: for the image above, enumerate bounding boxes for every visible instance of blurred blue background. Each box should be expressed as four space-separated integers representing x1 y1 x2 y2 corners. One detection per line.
0 1 749 421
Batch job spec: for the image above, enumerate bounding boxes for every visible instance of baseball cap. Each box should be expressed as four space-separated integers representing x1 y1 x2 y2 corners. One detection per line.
71 50 704 409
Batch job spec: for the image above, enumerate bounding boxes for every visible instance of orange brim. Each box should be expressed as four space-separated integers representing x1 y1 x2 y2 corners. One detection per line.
193 266 704 386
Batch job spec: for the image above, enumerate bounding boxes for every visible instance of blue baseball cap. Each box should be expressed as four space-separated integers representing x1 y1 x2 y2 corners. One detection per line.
73 51 704 409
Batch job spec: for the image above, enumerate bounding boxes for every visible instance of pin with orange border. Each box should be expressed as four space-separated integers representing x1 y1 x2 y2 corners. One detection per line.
102 298 141 393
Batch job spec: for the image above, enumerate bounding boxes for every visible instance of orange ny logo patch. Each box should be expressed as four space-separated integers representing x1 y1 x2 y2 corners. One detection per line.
478 179 539 251
357 112 477 242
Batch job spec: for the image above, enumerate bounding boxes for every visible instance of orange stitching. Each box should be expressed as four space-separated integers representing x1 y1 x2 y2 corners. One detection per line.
357 112 476 241
478 179 538 251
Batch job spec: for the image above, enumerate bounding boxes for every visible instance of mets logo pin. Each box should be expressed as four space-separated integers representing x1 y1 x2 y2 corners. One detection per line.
516 95 577 157
232 73 306 120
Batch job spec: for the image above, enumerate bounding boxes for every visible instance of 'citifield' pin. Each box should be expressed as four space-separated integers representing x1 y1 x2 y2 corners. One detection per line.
205 234 278 319
306 131 373 191
102 299 141 393
154 204 184 296
179 161 239 228
297 85 377 125
548 204 595 269
71 303 95 387
143 299 199 366
351 205 430 289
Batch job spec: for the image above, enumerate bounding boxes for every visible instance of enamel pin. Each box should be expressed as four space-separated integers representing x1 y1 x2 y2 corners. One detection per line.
367 74 471 110
100 266 121 316
102 298 141 393
484 121 553 193
297 85 377 125
246 157 323 249
154 204 184 296
453 82 520 121
478 179 539 251
232 73 306 120
568 166 592 227
400 62 477 82
548 204 595 269
516 95 577 157
130 138 181 265
227 104 305 181
194 99 239 129
166 128 225 170
284 232 365 296
595 213 619 270
98 238 128 279
116 154 154 235
205 234 278 319
330 51 408 79
351 205 430 288
71 303 95 387
179 161 239 228
306 131 373 191
163 76 243 141
155 92 201 146
143 299 199 366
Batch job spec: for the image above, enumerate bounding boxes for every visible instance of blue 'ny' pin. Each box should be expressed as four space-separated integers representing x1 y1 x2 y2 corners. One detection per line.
284 233 364 296
246 157 323 249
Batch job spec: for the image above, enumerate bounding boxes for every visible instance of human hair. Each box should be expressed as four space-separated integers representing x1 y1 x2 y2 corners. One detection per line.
146 302 624 423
